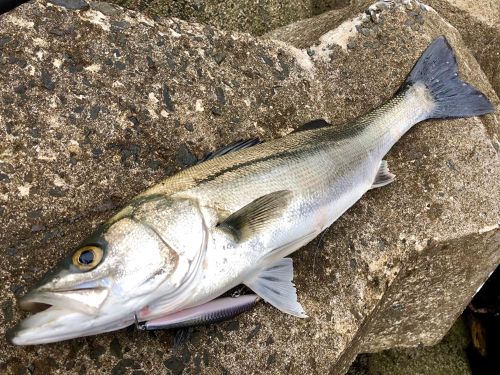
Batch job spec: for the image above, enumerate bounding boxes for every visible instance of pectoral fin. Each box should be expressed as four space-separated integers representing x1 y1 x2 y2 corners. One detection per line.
244 257 307 318
217 190 292 242
370 160 395 189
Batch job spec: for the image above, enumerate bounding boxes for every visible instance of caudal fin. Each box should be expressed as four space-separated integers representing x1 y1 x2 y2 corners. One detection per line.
402 36 494 119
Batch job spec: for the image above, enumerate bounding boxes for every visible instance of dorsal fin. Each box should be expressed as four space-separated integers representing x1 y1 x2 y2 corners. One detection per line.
217 190 292 242
200 138 262 163
291 119 331 133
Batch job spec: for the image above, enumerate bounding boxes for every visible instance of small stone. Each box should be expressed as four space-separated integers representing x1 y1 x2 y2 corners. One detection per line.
27 209 42 218
184 122 194 132
0 36 12 48
162 84 175 112
147 159 161 170
14 85 27 95
41 70 55 90
49 0 89 11
91 1 122 16
266 335 274 346
211 107 222 116
115 61 126 70
0 206 5 216
164 357 184 375
213 51 226 64
49 187 65 197
92 147 103 157
111 21 130 30
261 55 273 66
347 41 357 50
306 48 315 57
246 324 261 342
215 87 226 106
49 27 67 36
267 354 276 366
89 106 101 119
0 173 9 182
146 56 156 69
176 144 197 168
225 320 239 331
27 364 35 375
360 27 370 37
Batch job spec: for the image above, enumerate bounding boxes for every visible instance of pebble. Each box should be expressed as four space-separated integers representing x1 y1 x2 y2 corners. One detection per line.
215 87 226 106
49 0 89 11
91 1 123 16
360 27 370 37
213 51 226 64
211 107 222 116
347 40 357 50
176 144 197 167
31 224 46 232
164 357 184 375
162 84 175 112
41 70 55 90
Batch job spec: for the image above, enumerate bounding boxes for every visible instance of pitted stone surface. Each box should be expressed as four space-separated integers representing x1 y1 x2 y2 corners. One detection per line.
0 1 498 374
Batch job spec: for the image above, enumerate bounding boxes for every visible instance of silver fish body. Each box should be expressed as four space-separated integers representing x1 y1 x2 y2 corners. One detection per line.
8 37 494 345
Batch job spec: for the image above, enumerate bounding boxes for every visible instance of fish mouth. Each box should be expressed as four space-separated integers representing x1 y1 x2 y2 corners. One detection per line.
18 286 110 315
7 287 134 346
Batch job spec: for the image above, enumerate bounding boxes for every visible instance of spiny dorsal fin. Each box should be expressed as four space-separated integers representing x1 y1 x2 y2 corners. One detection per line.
217 190 292 242
244 257 307 318
291 119 331 133
200 138 262 163
370 160 395 189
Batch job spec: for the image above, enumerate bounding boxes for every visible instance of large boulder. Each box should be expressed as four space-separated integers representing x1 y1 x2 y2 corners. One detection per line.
107 0 313 36
0 1 498 374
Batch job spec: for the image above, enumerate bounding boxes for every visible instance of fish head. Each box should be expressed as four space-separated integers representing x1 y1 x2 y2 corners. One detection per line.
8 198 199 345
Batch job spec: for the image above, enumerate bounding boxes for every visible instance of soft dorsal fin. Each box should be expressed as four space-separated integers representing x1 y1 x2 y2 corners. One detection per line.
370 160 395 189
217 190 292 242
200 138 262 163
291 119 331 133
244 257 307 318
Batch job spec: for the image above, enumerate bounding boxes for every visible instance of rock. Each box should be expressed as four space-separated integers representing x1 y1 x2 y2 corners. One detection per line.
108 0 315 36
425 0 500 96
348 317 473 375
0 1 499 375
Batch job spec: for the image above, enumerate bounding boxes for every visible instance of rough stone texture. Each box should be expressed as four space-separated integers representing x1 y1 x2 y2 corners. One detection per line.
426 0 500 97
348 317 473 375
108 0 313 36
0 1 499 375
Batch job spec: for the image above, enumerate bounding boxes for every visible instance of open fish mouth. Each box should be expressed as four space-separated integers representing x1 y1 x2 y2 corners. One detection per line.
7 289 134 346
18 287 110 315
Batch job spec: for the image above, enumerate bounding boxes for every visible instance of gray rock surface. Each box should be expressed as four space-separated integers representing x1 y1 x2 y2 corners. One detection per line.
108 0 313 36
0 1 499 374
348 317 473 375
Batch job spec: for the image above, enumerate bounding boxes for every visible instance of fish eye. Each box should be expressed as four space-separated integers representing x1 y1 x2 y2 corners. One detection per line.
72 245 103 271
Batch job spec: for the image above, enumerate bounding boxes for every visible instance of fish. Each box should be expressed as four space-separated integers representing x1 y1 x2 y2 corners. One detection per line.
8 36 494 345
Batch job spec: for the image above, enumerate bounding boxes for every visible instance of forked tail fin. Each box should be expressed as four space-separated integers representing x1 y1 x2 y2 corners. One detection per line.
402 36 494 119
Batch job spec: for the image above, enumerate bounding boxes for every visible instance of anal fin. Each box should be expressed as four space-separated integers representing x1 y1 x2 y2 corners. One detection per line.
244 258 307 318
371 160 395 189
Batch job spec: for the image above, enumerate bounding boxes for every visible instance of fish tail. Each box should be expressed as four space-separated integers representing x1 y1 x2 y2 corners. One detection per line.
401 36 494 119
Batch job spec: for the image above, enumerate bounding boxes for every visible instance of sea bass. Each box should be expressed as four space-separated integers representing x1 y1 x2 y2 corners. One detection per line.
8 37 494 345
